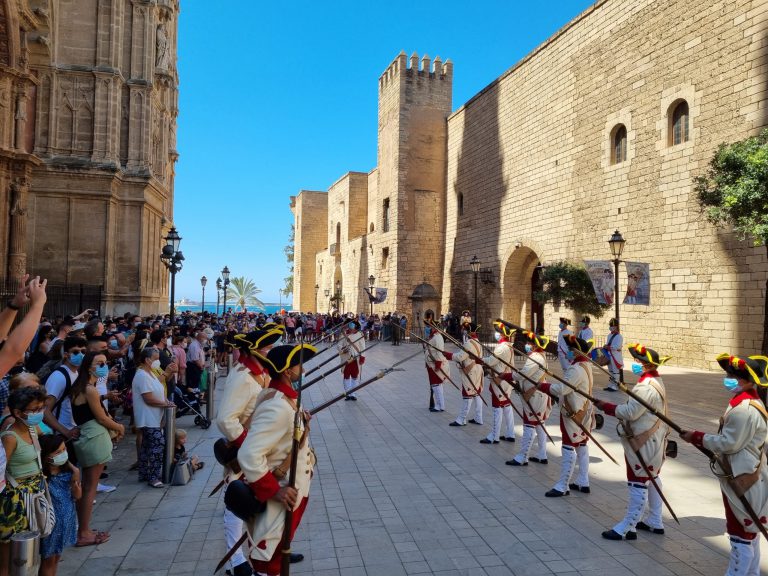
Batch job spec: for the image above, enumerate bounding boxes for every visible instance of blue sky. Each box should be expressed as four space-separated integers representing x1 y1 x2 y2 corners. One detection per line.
172 0 595 303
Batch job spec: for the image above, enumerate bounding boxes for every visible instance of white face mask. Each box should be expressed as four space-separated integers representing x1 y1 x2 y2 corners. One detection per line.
150 359 161 370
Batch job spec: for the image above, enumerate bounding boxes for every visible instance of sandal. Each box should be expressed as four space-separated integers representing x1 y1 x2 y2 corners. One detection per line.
76 531 110 547
150 480 165 488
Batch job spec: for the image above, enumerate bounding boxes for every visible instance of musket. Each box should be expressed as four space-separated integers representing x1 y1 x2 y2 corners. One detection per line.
475 340 556 446
413 326 489 407
279 344 309 576
214 531 249 574
309 321 346 346
309 348 424 414
302 337 388 388
304 323 367 370
477 321 619 464
399 321 434 409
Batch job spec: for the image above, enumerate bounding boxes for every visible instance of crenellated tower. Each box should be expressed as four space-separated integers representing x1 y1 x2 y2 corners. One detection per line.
373 51 452 321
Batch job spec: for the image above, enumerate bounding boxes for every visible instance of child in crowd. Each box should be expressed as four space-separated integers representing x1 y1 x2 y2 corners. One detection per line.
39 433 80 576
174 429 203 471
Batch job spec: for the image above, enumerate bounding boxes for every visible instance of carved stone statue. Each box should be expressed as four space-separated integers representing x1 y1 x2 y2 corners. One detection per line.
155 23 170 69
9 179 26 216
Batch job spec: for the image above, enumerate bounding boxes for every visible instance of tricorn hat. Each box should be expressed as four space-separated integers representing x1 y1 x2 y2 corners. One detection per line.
609 317 619 327
260 322 285 333
262 344 318 379
559 317 571 326
580 316 591 325
493 320 515 339
520 329 550 351
229 329 284 355
628 343 671 367
423 309 439 327
716 353 768 387
564 334 593 354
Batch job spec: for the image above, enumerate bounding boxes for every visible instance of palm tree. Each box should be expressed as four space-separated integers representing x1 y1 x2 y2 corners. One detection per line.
226 276 265 311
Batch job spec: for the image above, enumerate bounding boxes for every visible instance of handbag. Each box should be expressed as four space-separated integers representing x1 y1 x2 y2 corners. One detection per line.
4 428 56 537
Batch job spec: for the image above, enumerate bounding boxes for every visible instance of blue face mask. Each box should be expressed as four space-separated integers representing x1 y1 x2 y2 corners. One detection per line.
94 365 109 379
424 327 432 337
524 344 533 354
108 340 119 350
69 352 84 367
23 410 45 427
631 362 644 376
566 350 575 361
494 332 501 342
347 322 355 330
559 323 566 330
723 377 740 392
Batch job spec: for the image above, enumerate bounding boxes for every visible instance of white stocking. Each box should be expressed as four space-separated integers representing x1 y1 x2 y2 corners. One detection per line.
613 482 648 535
553 446 577 493
486 407 502 441
643 475 664 530
535 425 548 460
574 445 590 487
223 508 247 568
502 405 515 438
513 425 535 464
432 384 445 410
727 537 757 576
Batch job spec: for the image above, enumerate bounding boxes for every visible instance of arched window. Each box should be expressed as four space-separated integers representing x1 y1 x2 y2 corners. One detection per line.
335 222 341 246
382 198 390 232
369 222 374 233
611 124 627 164
670 100 689 146
458 193 464 216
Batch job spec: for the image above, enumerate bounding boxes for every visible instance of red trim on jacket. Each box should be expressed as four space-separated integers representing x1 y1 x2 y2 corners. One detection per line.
729 388 759 408
239 354 265 376
250 470 280 501
601 402 617 417
538 382 552 395
233 429 248 447
269 375 298 399
638 370 659 382
690 430 706 447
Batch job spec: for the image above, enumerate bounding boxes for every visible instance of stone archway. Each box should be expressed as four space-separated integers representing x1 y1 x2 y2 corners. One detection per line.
409 282 439 335
501 247 542 332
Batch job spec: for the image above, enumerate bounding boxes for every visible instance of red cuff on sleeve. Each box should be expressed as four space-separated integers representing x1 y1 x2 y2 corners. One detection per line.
690 430 705 447
538 382 552 394
250 471 280 501
434 361 442 372
232 429 248 448
602 402 618 416
443 351 453 360
499 373 513 382
475 358 484 365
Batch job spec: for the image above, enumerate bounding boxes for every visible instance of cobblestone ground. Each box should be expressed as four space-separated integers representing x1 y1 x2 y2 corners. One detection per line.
57 342 768 576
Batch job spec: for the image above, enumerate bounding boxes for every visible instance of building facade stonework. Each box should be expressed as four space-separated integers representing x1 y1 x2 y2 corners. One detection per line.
0 0 179 315
291 0 768 369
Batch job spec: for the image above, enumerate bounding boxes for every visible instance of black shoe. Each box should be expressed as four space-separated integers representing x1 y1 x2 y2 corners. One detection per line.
569 483 591 494
636 521 665 535
289 553 304 563
467 419 482 425
449 422 465 427
506 460 527 466
229 561 253 576
603 386 618 392
529 457 548 465
345 397 352 401
100 472 109 480
349 396 357 401
429 408 440 412
545 488 569 497
479 439 493 444
602 529 637 541
503 437 515 442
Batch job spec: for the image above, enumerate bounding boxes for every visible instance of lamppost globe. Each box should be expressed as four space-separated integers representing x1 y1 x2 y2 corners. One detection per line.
608 229 626 385
469 255 481 327
161 227 183 325
200 276 207 313
165 226 181 253
201 276 207 288
609 229 626 259
368 275 375 288
221 266 230 314
367 275 376 316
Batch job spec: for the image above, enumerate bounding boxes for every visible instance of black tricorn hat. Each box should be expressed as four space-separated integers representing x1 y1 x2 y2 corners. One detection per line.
493 320 515 339
564 334 593 354
228 329 283 355
520 329 550 351
559 317 571 326
716 353 768 387
628 343 671 367
263 344 318 379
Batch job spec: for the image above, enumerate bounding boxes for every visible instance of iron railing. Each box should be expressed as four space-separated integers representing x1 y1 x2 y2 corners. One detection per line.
0 278 102 320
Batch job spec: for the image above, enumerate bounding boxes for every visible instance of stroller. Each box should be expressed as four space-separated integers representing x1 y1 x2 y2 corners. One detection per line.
173 385 211 429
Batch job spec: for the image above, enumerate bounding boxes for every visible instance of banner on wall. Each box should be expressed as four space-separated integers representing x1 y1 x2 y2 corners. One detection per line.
369 288 388 304
584 260 615 305
623 262 650 305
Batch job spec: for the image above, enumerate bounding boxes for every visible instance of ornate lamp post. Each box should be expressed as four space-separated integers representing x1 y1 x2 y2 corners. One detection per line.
608 230 626 384
160 226 184 325
200 276 207 313
324 288 330 314
470 255 481 326
215 277 222 316
368 275 375 317
221 266 230 315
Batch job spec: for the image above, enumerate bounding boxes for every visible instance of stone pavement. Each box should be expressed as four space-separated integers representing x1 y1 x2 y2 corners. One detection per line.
56 343 768 576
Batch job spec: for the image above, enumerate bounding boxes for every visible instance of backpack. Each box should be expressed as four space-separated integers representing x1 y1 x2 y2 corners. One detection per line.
47 367 73 418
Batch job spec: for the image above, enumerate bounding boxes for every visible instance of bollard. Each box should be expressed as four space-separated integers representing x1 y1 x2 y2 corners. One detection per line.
206 357 216 422
162 405 176 484
10 531 39 576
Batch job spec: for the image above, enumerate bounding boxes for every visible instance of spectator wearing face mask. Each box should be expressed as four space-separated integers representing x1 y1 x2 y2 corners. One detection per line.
603 318 624 392
43 336 88 444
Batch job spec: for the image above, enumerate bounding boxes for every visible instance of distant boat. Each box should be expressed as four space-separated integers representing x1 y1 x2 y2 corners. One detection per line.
175 298 199 306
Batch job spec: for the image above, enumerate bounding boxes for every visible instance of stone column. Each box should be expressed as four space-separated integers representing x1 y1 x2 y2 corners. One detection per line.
8 177 28 279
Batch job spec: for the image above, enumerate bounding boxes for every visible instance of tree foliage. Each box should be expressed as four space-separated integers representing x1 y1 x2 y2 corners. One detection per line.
695 129 768 354
283 224 294 296
695 128 768 245
534 261 611 318
226 276 265 311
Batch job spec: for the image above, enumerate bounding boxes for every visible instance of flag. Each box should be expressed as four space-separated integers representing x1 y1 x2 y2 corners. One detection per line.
623 262 650 305
369 288 387 304
584 260 615 305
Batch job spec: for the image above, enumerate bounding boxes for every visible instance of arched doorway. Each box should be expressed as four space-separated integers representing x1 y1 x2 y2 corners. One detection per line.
502 247 542 332
409 282 439 336
333 266 343 314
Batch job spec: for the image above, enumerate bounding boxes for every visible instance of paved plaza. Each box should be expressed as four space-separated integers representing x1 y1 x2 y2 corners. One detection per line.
57 343 768 576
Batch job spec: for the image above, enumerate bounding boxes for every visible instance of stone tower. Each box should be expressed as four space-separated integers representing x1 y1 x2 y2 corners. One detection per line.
373 52 452 322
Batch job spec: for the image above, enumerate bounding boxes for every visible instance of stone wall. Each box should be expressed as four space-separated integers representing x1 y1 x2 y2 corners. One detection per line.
290 190 327 312
441 0 768 368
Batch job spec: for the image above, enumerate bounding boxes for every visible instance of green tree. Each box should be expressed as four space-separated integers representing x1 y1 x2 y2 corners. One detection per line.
534 261 611 319
284 224 294 296
226 276 265 311
695 128 768 353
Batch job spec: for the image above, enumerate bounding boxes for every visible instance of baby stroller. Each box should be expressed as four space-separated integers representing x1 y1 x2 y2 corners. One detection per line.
173 385 211 429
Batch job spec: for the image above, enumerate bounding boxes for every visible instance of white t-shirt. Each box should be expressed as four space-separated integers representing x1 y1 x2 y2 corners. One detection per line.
45 365 79 430
132 369 165 428
96 375 108 411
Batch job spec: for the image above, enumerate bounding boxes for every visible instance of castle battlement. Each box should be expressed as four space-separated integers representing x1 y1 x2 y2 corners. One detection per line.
379 50 452 91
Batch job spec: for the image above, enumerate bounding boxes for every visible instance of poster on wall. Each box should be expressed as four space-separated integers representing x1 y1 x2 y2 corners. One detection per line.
370 287 388 304
623 262 650 305
584 260 615 305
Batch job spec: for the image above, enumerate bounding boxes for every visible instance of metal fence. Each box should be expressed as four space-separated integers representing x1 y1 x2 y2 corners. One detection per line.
0 278 102 320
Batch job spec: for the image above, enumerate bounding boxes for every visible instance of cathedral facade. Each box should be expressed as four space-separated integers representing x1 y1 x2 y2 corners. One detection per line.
292 0 768 369
0 0 178 315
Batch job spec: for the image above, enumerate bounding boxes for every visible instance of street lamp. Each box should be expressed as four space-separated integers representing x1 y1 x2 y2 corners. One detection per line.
368 275 376 317
200 276 207 313
160 226 184 325
215 277 222 315
314 284 319 312
470 255 481 326
221 266 230 315
324 288 330 313
335 280 341 314
608 229 626 384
